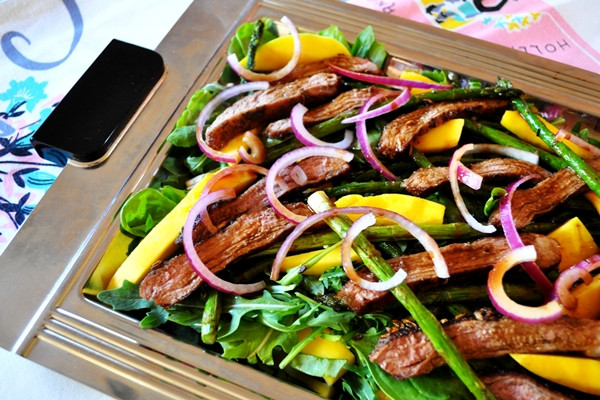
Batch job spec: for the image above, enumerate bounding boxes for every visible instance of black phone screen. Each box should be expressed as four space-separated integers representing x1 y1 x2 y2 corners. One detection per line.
32 39 165 166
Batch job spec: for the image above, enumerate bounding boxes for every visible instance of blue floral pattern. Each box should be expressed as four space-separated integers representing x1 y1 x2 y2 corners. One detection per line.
0 76 65 252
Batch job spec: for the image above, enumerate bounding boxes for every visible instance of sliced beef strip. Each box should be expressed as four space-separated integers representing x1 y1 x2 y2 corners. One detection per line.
205 72 342 150
377 99 509 158
338 234 560 315
482 372 575 400
262 86 400 139
403 158 551 197
140 203 312 307
179 156 350 245
279 54 383 83
370 315 600 380
488 156 600 229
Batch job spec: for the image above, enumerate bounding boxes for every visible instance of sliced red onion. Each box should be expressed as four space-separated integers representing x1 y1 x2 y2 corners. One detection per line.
196 81 269 163
499 174 554 296
342 213 407 291
449 144 496 233
466 143 540 165
487 245 563 323
200 163 269 199
457 163 483 190
238 131 267 164
227 16 300 82
327 63 452 90
341 89 410 124
555 128 600 156
355 94 399 181
265 146 354 224
291 103 354 149
289 165 307 186
270 205 448 281
554 254 600 309
183 189 266 294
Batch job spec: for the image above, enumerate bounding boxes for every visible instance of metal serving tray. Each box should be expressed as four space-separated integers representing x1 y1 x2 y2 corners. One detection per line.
1 0 599 399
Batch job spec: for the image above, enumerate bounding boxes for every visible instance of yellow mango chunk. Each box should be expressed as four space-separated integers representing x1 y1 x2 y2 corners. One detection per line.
399 70 439 95
585 191 600 215
566 274 600 319
413 119 464 153
241 33 350 72
510 354 600 396
107 170 257 290
298 328 355 386
279 247 359 276
501 110 592 158
334 193 445 225
83 231 134 296
548 217 599 272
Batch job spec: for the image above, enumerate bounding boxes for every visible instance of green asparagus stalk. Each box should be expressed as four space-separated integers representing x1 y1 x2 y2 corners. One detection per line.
512 97 600 196
245 19 264 73
418 284 543 306
463 119 567 170
201 288 222 345
307 191 496 400
323 180 406 197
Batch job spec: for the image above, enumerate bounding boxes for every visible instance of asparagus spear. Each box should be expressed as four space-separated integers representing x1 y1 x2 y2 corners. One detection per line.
201 288 222 345
307 191 496 400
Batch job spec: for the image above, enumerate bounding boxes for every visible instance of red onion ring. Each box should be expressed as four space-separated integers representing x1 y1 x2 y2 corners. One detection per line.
265 146 354 224
342 213 408 291
487 245 563 323
355 94 399 181
449 144 496 233
554 266 593 309
238 131 267 164
183 189 266 294
196 81 269 163
270 205 448 281
291 103 354 149
341 89 410 124
227 16 301 82
555 128 600 156
327 63 453 90
289 165 307 186
466 143 540 165
457 163 483 190
499 174 554 296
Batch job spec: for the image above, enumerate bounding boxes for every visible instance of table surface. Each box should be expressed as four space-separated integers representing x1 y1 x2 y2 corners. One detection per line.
1 0 599 398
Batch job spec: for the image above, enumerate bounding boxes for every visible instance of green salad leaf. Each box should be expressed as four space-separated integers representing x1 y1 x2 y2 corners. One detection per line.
318 25 351 51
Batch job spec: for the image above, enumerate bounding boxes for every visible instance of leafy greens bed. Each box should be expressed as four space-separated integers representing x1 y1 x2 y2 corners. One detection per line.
87 16 600 400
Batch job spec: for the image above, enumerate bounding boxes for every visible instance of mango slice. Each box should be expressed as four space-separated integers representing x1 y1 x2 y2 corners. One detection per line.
399 70 439 95
241 33 350 71
547 216 599 272
413 119 464 153
279 247 359 276
334 193 445 225
500 110 592 158
83 231 134 296
297 328 355 386
510 354 600 396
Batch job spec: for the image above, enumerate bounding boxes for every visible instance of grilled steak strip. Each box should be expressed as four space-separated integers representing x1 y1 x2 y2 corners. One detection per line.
262 87 399 139
370 316 600 380
338 234 560 315
403 158 551 197
280 54 383 83
182 156 350 245
489 156 600 228
482 373 574 400
205 72 342 150
377 99 509 158
140 203 312 307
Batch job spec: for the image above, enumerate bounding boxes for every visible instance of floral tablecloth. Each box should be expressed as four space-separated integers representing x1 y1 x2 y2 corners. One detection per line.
1 0 599 256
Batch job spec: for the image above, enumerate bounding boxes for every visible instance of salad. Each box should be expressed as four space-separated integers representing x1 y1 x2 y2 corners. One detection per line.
85 16 600 400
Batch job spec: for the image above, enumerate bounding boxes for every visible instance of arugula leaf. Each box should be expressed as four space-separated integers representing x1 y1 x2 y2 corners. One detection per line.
350 26 388 68
174 82 225 129
219 318 296 365
342 364 379 400
317 25 351 51
97 280 155 311
141 306 168 328
290 353 347 378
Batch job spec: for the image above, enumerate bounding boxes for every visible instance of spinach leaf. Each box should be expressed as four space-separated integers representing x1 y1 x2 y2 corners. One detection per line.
97 280 154 311
173 81 225 130
290 353 348 378
318 25 351 51
350 26 388 68
119 186 186 238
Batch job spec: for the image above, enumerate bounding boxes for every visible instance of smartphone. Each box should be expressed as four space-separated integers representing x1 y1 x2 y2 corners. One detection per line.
32 39 165 166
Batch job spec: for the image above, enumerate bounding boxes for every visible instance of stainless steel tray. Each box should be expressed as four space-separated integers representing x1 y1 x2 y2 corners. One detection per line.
1 0 599 399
